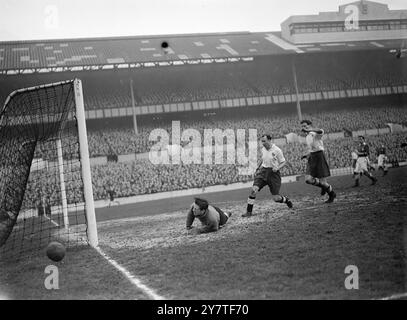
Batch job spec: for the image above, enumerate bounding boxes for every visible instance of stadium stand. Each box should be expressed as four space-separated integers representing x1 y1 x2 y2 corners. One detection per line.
77 105 406 157
21 131 407 207
1 50 406 108
1 29 406 206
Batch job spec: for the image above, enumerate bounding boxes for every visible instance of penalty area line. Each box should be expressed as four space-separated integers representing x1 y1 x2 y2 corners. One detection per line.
95 246 166 300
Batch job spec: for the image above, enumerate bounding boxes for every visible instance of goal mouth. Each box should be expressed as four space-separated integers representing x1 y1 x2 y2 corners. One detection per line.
0 79 97 261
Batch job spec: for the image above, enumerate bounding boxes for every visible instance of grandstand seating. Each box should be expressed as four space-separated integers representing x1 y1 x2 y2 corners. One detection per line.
78 106 407 157
1 50 406 109
25 104 407 159
0 33 291 71
22 131 407 207
1 43 406 206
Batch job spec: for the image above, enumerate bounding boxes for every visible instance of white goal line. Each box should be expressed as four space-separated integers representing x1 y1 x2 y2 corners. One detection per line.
95 246 166 300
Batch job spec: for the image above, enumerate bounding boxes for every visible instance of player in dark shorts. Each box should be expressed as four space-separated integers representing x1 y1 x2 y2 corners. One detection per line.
242 134 293 218
300 120 336 203
353 136 377 186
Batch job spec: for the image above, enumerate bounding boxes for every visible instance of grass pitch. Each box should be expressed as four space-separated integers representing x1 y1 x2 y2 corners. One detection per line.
1 167 406 299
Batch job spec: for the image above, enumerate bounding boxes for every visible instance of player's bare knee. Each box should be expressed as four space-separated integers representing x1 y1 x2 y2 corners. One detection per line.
250 186 258 197
305 177 314 185
271 195 281 202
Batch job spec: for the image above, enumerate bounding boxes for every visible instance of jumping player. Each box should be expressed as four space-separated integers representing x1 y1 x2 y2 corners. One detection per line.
242 134 293 218
353 136 377 187
300 120 336 203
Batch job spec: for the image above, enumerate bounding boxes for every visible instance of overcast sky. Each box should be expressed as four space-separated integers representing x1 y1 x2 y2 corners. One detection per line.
0 0 405 41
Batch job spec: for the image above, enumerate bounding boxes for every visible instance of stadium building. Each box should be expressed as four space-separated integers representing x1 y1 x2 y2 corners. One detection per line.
281 0 407 43
0 1 405 125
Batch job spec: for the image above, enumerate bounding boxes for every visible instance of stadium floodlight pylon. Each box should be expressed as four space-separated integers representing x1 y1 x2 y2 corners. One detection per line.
0 79 98 260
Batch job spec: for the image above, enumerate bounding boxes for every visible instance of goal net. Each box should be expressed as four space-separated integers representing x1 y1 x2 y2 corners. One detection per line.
0 79 98 261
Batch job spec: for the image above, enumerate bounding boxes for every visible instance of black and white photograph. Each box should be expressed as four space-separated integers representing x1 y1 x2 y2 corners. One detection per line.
0 0 406 305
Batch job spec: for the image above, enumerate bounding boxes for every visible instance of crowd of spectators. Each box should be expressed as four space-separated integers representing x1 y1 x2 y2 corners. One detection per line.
28 105 407 159
3 48 407 213
20 131 407 209
82 105 407 157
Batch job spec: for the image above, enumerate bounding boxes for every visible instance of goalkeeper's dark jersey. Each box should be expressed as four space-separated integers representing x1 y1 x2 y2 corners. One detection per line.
186 204 229 233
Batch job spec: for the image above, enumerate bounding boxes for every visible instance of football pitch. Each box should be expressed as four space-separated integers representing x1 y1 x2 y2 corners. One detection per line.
1 167 406 300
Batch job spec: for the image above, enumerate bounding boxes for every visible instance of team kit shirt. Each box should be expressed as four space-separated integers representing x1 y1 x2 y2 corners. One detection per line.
305 130 325 153
377 147 387 167
354 142 370 173
377 147 386 155
378 154 388 167
186 203 229 233
261 144 285 171
357 143 369 157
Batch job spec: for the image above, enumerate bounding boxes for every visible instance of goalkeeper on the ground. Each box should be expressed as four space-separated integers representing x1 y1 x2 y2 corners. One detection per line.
186 198 231 234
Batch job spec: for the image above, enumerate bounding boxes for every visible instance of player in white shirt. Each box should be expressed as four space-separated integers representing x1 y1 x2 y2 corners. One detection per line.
242 134 293 217
300 120 336 203
376 144 389 176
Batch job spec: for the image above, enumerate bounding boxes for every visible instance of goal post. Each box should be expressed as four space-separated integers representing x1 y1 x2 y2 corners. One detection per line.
73 79 98 247
0 78 98 260
56 137 69 229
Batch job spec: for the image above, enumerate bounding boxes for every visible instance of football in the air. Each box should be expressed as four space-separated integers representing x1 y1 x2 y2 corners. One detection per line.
46 241 66 262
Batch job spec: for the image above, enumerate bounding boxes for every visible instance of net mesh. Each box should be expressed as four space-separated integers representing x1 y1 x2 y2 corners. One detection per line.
0 80 89 261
